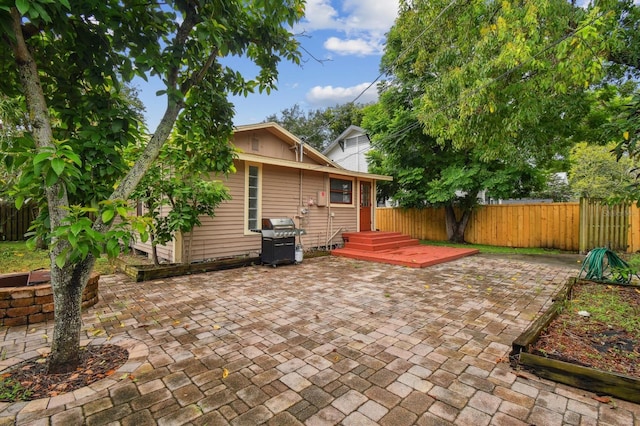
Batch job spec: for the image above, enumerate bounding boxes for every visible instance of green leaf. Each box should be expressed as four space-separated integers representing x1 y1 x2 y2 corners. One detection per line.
111 119 124 133
55 252 67 269
15 196 25 210
64 151 82 166
33 152 50 165
25 237 36 251
70 222 83 235
78 243 89 259
106 239 119 257
102 209 115 223
45 168 58 186
15 0 29 15
51 158 65 176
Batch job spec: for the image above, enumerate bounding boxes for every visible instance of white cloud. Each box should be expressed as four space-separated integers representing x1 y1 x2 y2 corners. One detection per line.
299 0 399 56
323 37 381 56
300 0 340 31
341 0 399 33
305 82 378 107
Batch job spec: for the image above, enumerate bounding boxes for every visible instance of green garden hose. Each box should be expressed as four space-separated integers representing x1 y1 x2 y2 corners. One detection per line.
578 247 634 284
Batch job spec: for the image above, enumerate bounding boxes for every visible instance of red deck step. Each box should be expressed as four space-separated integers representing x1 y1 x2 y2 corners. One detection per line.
342 231 419 252
332 231 479 268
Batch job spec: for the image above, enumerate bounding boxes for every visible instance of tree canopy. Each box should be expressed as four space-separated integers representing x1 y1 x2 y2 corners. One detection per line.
265 102 367 151
0 0 303 373
364 0 637 241
569 142 637 199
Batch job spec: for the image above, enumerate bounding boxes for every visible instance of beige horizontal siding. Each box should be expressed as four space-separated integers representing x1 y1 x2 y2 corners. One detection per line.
183 161 261 261
131 203 175 262
135 159 367 262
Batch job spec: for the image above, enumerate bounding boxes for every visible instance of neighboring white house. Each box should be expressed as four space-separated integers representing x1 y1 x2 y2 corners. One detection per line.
323 125 371 173
323 126 567 207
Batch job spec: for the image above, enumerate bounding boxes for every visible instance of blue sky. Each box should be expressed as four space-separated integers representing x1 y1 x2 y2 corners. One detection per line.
136 0 400 130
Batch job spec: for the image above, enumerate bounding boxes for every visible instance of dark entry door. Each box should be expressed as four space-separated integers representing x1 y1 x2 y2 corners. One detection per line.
359 182 372 232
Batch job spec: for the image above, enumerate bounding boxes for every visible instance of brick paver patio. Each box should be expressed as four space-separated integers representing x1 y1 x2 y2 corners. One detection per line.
0 254 638 425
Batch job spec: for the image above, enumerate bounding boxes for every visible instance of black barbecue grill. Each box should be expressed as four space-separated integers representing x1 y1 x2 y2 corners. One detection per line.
257 218 306 267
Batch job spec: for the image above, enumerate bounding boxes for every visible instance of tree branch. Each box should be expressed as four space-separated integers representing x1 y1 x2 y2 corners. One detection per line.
166 2 200 90
9 7 70 231
180 49 218 94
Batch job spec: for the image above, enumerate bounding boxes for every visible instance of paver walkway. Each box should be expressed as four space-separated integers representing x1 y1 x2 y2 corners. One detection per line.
0 255 638 425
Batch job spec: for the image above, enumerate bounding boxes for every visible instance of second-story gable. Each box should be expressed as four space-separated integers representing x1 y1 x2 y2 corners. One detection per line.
323 125 371 173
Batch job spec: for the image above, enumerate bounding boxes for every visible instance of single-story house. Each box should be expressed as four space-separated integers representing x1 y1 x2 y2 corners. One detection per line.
132 122 392 263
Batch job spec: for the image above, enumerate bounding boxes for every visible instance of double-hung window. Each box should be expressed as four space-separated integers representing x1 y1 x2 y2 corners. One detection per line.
330 178 353 205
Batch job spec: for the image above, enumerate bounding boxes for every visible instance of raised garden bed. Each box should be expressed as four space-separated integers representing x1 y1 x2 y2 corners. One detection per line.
116 251 330 282
0 272 100 327
511 278 640 403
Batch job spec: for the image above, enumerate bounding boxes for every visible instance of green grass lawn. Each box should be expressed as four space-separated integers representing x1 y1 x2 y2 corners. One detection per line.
420 240 565 255
421 240 640 273
0 241 117 275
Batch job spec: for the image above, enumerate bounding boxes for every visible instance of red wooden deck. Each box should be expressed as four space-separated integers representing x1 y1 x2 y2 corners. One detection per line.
331 231 479 268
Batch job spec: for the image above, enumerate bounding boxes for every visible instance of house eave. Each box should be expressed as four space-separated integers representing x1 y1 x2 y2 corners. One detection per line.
236 152 393 181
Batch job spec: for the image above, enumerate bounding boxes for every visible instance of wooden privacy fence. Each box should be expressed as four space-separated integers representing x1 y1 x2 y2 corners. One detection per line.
579 198 630 253
0 202 36 241
375 200 640 253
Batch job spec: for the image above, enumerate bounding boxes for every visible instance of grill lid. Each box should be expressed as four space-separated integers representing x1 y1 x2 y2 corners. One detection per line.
259 217 306 238
262 218 295 230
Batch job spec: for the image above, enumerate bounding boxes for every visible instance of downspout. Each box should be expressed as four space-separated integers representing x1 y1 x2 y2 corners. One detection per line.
325 175 330 249
299 139 304 248
299 168 304 249
299 170 303 210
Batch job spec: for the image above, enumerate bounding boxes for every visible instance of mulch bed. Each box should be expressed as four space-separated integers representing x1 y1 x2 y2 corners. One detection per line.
531 282 640 378
0 344 128 401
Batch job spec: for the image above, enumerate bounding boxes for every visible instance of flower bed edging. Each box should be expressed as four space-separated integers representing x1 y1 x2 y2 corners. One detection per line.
115 250 330 282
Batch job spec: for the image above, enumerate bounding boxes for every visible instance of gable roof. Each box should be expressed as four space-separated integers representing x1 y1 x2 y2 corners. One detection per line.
322 125 368 155
235 122 341 168
233 122 391 181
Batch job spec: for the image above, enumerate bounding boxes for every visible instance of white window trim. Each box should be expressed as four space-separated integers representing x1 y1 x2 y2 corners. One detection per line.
329 175 355 208
244 162 262 235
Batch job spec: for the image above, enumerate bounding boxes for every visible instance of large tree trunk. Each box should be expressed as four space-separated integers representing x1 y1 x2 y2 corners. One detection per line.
9 9 86 374
47 256 94 373
10 23 179 371
8 4 203 374
444 204 472 243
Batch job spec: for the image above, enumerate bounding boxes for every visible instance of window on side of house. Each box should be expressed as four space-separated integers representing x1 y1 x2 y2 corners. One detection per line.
330 178 353 205
246 163 262 233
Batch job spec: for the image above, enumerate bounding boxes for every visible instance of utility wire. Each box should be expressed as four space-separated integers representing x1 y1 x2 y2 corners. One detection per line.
288 0 462 149
351 0 460 105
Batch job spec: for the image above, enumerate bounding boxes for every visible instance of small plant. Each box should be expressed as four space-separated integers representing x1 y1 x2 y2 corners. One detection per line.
0 377 32 402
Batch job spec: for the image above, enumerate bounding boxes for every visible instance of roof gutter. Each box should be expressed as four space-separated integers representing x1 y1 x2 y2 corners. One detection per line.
236 152 393 181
